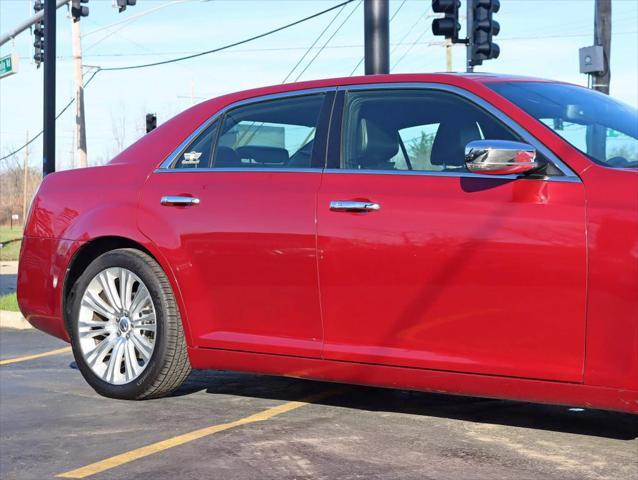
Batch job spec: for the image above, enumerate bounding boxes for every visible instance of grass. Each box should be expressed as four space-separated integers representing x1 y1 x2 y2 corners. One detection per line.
0 293 19 312
0 225 23 262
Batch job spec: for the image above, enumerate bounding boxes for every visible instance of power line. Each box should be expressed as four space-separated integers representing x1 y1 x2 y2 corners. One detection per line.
282 2 348 83
292 0 362 82
348 0 408 76
14 30 637 61
391 12 431 57
88 0 355 72
392 29 429 71
82 0 190 39
0 69 100 163
2 1 355 163
240 1 357 145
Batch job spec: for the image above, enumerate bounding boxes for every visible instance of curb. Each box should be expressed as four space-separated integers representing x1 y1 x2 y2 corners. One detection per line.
0 310 32 330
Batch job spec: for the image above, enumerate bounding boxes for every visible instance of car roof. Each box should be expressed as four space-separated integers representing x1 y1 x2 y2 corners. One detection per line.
199 72 558 111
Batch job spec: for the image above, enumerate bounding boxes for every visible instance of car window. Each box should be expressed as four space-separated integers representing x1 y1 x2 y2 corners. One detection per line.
391 123 442 171
341 90 518 172
488 81 638 169
213 94 326 169
172 120 219 169
538 119 637 167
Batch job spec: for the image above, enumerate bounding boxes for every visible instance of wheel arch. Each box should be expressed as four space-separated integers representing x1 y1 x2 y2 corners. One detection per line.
62 236 193 348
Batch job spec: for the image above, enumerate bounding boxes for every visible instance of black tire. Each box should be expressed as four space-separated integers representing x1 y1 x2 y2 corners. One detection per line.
67 248 191 400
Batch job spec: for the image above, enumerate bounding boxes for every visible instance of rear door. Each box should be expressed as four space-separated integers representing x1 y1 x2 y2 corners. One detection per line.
317 86 587 382
138 90 334 357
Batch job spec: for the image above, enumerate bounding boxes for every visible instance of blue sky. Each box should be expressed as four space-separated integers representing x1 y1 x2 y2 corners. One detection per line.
1 0 637 171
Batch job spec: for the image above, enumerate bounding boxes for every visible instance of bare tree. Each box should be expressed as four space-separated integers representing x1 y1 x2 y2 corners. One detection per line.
0 148 42 227
111 112 127 154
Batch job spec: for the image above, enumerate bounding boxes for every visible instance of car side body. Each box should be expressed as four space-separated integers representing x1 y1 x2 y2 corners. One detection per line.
17 73 638 412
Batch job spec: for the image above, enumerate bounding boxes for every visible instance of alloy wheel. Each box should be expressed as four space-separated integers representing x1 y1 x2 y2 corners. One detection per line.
77 267 157 385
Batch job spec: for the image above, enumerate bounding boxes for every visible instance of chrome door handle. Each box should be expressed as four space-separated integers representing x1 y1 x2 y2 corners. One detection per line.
160 195 200 206
329 200 380 212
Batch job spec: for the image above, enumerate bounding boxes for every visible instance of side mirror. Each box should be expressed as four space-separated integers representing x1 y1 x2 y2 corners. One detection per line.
465 140 538 175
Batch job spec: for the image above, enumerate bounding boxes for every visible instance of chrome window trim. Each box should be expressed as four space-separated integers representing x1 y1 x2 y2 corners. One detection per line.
156 167 322 174
155 82 580 182
323 168 581 183
335 82 580 180
156 87 337 171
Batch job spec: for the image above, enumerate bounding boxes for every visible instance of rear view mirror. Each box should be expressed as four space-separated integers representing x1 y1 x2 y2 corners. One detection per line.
465 140 538 175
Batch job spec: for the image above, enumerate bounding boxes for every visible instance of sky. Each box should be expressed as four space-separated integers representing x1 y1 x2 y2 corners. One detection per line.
0 0 637 171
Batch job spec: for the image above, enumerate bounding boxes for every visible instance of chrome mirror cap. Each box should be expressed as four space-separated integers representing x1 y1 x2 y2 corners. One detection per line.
465 140 538 175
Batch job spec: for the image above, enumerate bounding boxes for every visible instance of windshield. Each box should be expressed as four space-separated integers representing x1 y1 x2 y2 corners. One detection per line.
488 81 638 169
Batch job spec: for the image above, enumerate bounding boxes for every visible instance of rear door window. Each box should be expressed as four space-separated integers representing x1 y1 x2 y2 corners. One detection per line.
213 94 327 169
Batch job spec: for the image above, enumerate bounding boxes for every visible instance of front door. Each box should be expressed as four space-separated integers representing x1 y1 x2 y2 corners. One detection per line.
139 91 333 358
317 87 586 382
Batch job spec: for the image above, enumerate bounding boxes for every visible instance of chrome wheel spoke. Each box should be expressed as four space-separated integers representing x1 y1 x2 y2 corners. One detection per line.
133 312 156 333
130 331 153 362
82 290 117 321
78 316 109 329
125 341 142 381
85 337 114 368
129 286 151 318
78 267 156 386
105 340 125 384
119 268 135 311
98 270 122 312
134 322 156 334
79 326 110 338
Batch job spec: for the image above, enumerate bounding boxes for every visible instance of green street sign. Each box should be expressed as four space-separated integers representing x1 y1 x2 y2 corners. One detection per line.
0 53 18 79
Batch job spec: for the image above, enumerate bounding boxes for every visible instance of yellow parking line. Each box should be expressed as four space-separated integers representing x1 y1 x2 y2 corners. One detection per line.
57 388 342 479
0 346 72 366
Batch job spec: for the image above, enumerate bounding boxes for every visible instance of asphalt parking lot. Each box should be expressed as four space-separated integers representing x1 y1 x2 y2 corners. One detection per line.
1 328 637 480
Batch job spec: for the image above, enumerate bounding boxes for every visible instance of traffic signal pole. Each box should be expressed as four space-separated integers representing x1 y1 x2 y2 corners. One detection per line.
43 0 56 176
364 0 389 75
465 0 474 72
0 0 68 47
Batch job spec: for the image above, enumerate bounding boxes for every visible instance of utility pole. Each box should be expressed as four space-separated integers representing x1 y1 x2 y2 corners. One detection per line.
446 39 453 71
71 13 87 167
585 0 611 162
23 131 29 225
364 0 389 74
593 0 611 94
43 0 56 176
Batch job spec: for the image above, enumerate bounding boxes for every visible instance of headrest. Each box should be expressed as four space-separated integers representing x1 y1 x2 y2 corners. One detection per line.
214 146 241 168
430 120 482 167
356 118 399 168
236 145 289 165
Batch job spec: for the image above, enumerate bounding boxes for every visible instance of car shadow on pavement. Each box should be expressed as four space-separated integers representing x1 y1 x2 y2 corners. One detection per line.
173 370 638 441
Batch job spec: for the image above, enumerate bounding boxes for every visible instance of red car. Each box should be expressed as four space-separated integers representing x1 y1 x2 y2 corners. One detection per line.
17 73 638 412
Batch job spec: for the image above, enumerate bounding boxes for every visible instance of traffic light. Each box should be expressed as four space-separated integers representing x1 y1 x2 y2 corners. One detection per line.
116 0 137 13
33 0 44 68
431 0 461 41
470 0 500 66
146 114 157 133
71 0 89 20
